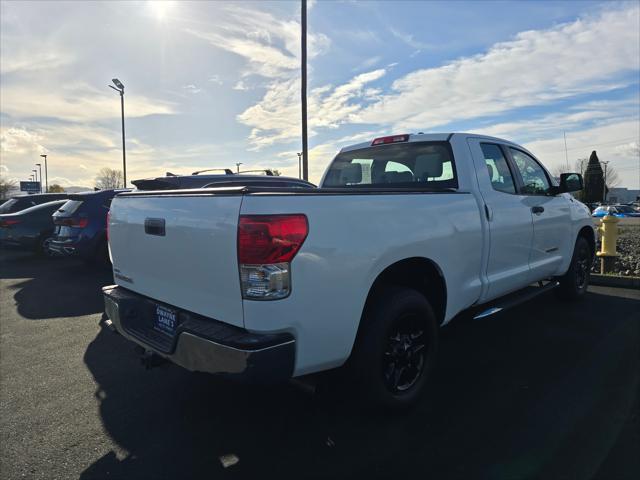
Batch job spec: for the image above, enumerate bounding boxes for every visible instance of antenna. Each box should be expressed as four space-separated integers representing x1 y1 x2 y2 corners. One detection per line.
563 131 569 171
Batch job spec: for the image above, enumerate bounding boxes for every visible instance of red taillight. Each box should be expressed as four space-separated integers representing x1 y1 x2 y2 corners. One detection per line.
238 214 308 264
54 217 88 228
371 134 409 146
0 219 21 228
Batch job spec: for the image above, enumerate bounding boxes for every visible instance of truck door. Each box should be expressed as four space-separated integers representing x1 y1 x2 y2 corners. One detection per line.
507 147 573 281
467 139 534 301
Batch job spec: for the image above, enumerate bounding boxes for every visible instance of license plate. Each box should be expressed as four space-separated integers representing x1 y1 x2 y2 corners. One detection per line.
154 304 177 336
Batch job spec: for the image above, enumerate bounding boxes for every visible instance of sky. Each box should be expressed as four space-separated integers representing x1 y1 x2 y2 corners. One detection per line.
1 0 639 189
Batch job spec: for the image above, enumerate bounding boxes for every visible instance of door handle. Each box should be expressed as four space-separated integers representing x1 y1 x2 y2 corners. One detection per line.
531 206 544 214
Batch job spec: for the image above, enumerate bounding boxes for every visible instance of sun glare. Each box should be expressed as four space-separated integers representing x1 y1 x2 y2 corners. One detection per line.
148 1 174 22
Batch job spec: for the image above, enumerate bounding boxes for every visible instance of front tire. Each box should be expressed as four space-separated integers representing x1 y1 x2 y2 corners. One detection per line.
555 236 591 301
349 286 439 409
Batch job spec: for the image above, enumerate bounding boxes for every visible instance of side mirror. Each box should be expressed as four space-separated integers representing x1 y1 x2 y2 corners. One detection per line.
556 173 583 194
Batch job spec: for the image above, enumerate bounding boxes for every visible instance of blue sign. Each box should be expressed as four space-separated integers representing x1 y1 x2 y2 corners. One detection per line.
20 181 41 193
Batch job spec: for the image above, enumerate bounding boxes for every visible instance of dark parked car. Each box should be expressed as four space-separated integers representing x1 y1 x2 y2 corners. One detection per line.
50 190 129 263
132 169 316 190
0 193 70 214
0 200 68 255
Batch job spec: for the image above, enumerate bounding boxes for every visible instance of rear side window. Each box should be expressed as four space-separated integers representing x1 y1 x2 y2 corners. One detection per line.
323 142 457 189
480 143 516 194
0 199 19 214
57 200 84 215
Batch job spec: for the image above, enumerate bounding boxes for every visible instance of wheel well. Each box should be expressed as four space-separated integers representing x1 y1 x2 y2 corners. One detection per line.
363 257 447 326
578 225 596 258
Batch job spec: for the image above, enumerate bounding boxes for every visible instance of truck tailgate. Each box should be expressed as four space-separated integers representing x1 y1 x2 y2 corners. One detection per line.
108 193 244 327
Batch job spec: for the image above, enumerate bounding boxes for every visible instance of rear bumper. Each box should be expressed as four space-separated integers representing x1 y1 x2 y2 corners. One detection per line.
102 285 295 382
49 239 77 256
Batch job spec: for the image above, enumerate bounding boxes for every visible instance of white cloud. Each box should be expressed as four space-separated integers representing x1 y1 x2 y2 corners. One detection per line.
355 5 640 130
238 69 386 149
354 56 382 71
182 84 202 94
470 96 640 141
614 142 640 158
208 75 223 85
185 5 330 79
0 48 74 75
1 83 175 122
388 26 430 51
522 119 639 182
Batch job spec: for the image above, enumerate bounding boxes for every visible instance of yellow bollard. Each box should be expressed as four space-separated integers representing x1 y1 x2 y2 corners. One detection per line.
596 214 620 273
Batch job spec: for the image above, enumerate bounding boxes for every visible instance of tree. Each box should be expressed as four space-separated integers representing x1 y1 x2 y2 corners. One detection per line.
271 169 282 176
0 176 17 200
582 151 604 203
604 164 620 190
48 184 65 193
95 168 123 189
552 159 586 179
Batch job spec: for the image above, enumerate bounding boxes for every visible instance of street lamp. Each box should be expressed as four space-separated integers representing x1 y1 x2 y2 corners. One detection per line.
109 78 127 186
300 0 309 180
297 152 302 179
235 162 243 173
32 169 38 186
40 154 48 192
35 163 42 193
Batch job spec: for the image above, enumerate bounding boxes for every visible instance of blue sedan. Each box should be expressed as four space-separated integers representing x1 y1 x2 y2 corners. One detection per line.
592 205 640 218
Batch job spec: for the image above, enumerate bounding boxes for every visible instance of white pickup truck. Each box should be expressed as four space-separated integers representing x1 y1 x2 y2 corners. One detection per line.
103 133 594 408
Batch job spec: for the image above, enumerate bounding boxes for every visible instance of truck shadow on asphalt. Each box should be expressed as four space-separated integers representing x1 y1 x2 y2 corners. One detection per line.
80 289 640 480
0 251 113 320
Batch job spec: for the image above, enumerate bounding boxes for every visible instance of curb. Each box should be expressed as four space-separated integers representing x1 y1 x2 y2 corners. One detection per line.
590 274 640 290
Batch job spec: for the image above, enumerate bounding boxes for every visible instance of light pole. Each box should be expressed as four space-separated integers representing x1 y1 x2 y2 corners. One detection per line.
109 78 127 186
601 160 609 203
40 154 48 192
297 152 302 179
32 169 38 188
300 0 309 181
235 163 243 173
35 163 43 193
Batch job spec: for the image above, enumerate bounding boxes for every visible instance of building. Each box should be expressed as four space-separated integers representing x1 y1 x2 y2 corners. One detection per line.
608 187 640 204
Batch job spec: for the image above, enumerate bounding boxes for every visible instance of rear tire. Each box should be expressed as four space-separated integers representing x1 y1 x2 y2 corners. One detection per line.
349 286 439 410
36 235 55 258
555 236 591 301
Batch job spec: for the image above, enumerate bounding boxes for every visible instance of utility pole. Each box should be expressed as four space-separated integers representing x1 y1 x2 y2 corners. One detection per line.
601 160 609 203
40 154 48 192
301 0 309 181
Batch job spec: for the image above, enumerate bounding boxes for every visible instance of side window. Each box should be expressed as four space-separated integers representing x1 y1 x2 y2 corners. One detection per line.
480 143 516 194
509 148 550 195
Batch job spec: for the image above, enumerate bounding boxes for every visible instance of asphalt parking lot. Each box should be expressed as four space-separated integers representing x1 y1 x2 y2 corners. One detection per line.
1 250 638 480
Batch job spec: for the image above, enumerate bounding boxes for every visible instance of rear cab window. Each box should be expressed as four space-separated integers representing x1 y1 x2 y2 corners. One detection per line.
322 142 458 189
